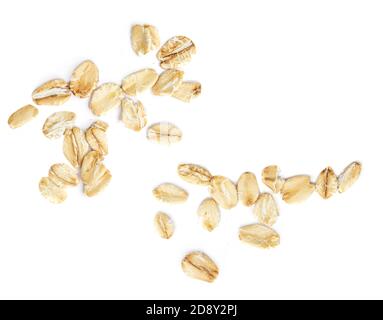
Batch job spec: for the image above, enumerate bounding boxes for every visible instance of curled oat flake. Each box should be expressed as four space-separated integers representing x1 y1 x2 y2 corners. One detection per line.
85 121 109 156
131 24 160 56
69 60 99 98
39 177 67 204
8 105 39 129
262 165 285 193
32 79 71 106
42 111 76 139
63 127 90 168
147 122 182 145
253 193 279 226
152 69 184 96
122 69 158 96
177 164 212 186
239 224 280 249
182 252 219 283
89 83 123 116
121 97 147 132
197 198 221 232
154 212 174 240
338 162 362 193
316 167 338 199
209 176 238 210
172 81 201 103
157 36 196 69
49 164 79 187
153 183 189 204
281 175 315 204
237 172 260 207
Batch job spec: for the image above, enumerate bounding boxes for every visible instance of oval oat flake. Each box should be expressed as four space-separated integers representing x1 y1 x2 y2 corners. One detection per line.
172 81 202 103
32 79 71 106
151 69 184 96
131 24 160 56
239 224 280 249
69 60 99 98
8 105 39 129
262 165 285 193
209 176 238 210
182 252 219 283
39 177 67 204
338 162 362 193
49 163 79 187
153 183 189 204
121 97 147 132
121 68 158 96
147 122 182 145
85 121 109 156
316 167 338 199
157 36 196 69
197 198 221 232
237 172 260 207
154 212 175 240
63 127 90 168
89 83 123 116
253 193 279 226
281 175 315 204
42 111 76 139
177 164 212 186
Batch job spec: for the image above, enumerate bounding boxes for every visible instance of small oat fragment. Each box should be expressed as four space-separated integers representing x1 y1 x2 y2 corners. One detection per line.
49 164 79 187
121 97 147 132
154 212 174 239
122 69 158 96
157 36 196 69
69 60 99 98
253 193 279 226
316 167 338 199
338 162 362 193
63 127 90 168
172 81 201 103
39 177 67 204
177 164 212 186
153 183 188 204
182 252 219 283
209 176 238 210
131 24 160 56
81 151 111 197
85 121 109 156
239 224 280 249
262 165 285 193
237 172 260 207
32 79 71 106
147 122 182 145
281 175 315 204
197 198 221 232
8 105 39 129
42 111 76 139
151 69 184 96
89 83 123 116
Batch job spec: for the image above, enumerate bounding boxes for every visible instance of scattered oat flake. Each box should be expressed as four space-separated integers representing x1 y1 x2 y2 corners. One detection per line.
239 224 280 249
253 193 279 226
154 212 175 239
63 127 90 168
69 60 99 98
8 105 39 129
89 83 123 116
197 198 221 232
122 69 158 96
131 24 160 56
316 167 338 199
32 79 71 106
172 81 201 102
338 162 362 193
209 176 238 210
147 122 182 145
151 69 184 96
42 111 76 140
39 177 67 204
237 172 260 207
281 175 315 204
177 164 212 186
153 183 188 204
157 36 196 69
121 97 147 132
49 163 79 187
182 251 219 283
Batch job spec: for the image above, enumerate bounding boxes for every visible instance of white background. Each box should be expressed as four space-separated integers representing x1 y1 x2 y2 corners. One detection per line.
0 0 382 300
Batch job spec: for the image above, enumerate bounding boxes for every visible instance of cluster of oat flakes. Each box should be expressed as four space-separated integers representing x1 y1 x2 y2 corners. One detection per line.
153 161 362 283
7 24 200 203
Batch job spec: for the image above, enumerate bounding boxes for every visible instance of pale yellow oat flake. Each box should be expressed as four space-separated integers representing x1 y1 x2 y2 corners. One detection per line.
8 105 39 129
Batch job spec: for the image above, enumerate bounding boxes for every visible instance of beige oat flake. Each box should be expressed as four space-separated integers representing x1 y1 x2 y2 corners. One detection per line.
42 111 76 139
32 79 71 106
122 69 158 96
85 121 109 156
209 176 238 210
154 212 175 240
262 165 285 193
151 69 184 96
197 198 221 232
157 36 196 69
121 98 147 132
39 177 67 204
49 164 79 187
338 162 362 193
153 183 188 204
147 122 182 145
237 172 260 207
239 224 280 249
316 167 338 199
131 24 160 56
69 60 99 98
63 127 90 168
182 252 219 283
172 81 201 103
89 83 123 116
281 175 315 204
8 105 39 129
177 164 212 186
253 193 279 226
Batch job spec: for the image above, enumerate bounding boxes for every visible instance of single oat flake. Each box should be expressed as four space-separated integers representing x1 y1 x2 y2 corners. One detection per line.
48 163 79 187
197 198 221 232
172 81 202 103
154 212 175 240
316 167 338 199
42 111 76 139
121 69 158 96
63 127 90 168
131 24 160 56
32 79 71 106
239 224 280 249
157 36 196 69
151 69 184 96
182 252 219 283
153 183 189 204
281 175 315 204
69 60 99 98
89 83 123 116
85 121 109 156
39 177 67 204
253 193 279 226
338 162 362 193
262 165 285 193
237 172 260 207
209 176 238 210
177 164 212 186
8 105 39 129
147 122 182 145
121 97 147 132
